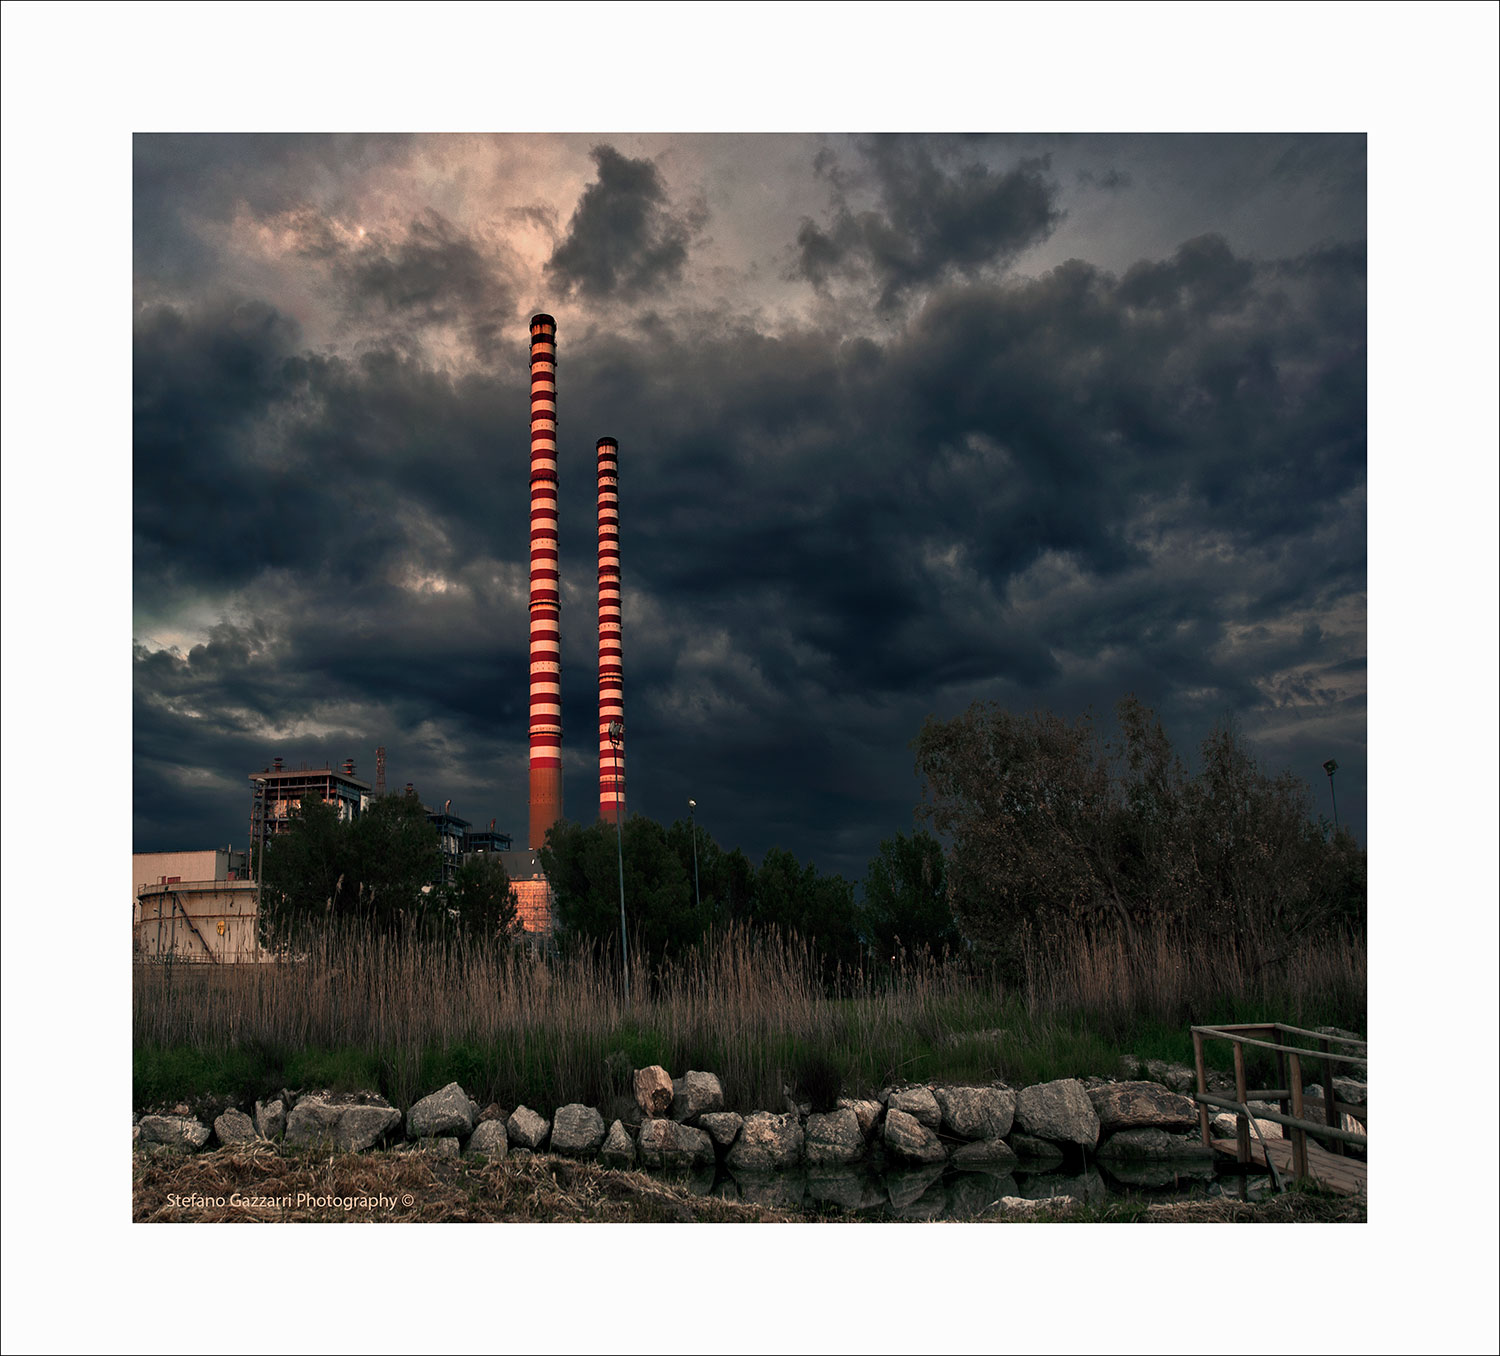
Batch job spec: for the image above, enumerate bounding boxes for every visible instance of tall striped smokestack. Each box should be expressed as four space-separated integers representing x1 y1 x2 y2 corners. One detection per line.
528 313 563 849
597 437 625 824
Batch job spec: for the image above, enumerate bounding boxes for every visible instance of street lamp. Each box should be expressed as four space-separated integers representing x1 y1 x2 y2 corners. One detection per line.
1322 759 1340 834
688 799 701 915
609 720 629 1004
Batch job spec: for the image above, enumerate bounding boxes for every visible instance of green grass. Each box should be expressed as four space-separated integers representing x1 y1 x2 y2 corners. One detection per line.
134 918 1364 1112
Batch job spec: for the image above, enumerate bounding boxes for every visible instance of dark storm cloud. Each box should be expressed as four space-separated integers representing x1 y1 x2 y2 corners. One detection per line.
544 145 706 300
794 136 1063 307
299 208 520 360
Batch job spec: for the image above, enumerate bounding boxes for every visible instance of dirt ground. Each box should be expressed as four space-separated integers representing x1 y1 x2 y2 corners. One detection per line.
132 1145 1365 1223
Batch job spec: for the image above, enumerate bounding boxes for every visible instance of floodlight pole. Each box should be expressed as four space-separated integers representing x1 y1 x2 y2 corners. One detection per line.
1322 758 1340 834
688 798 701 915
610 720 629 1004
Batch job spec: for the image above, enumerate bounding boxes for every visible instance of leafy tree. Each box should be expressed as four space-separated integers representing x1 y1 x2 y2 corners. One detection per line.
748 847 862 973
447 853 520 944
259 791 441 942
861 828 958 962
914 696 1366 977
541 816 708 961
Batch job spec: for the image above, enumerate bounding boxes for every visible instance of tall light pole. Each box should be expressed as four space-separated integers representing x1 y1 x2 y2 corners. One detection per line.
1322 759 1340 834
609 720 629 1004
688 798 701 916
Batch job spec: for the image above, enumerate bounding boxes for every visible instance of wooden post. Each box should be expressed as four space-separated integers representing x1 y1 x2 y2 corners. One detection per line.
1320 1036 1345 1158
1274 1023 1291 1128
1232 1038 1250 1166
1289 1050 1309 1181
1193 1029 1211 1147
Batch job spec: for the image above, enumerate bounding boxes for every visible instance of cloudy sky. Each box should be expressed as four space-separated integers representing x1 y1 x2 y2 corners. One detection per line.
131 129 1371 874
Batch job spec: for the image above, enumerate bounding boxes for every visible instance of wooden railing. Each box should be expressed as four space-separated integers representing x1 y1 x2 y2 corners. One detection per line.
1192 1022 1367 1186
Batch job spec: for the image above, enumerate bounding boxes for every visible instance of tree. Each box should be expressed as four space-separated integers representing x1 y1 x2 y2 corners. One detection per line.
447 853 520 944
258 791 441 942
748 847 862 974
914 695 1367 976
861 829 958 962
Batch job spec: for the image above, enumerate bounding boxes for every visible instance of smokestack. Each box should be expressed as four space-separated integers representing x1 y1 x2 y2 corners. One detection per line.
528 313 563 849
597 437 625 825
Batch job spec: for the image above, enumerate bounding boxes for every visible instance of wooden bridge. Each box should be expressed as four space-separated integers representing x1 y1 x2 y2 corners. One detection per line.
1192 1022 1367 1196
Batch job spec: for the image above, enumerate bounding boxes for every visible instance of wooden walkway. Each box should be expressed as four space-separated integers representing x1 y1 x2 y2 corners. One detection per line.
1210 1137 1367 1196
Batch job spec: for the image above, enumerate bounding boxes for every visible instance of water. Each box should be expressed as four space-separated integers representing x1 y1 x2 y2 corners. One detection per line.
646 1156 1275 1219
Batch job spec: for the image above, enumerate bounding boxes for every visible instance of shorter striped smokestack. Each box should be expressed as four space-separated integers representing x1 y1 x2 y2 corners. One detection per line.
597 437 625 824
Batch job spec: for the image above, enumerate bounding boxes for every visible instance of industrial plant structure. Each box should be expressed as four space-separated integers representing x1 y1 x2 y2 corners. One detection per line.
597 436 626 824
528 312 563 850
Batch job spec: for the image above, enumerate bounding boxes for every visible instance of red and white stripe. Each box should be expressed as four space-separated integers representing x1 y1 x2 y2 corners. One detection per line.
528 314 563 849
597 437 625 824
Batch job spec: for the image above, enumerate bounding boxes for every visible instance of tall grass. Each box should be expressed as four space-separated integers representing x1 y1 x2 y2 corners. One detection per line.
133 917 1365 1112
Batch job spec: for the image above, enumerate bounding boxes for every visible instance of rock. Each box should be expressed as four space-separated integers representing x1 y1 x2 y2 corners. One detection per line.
506 1106 551 1151
1211 1112 1282 1141
477 1102 508 1124
407 1082 475 1140
1014 1079 1100 1149
671 1070 725 1123
1089 1081 1198 1133
138 1114 211 1150
887 1086 942 1130
213 1109 259 1145
1332 1077 1367 1106
333 1105 401 1152
836 1098 883 1138
1009 1133 1065 1164
283 1098 343 1148
637 1118 715 1169
950 1138 1019 1169
599 1119 635 1169
551 1104 607 1158
1124 1058 1198 1093
805 1169 884 1214
633 1065 674 1118
804 1108 865 1165
465 1120 509 1159
254 1099 286 1141
1097 1128 1215 1162
726 1111 804 1172
699 1111 744 1148
934 1085 1015 1140
882 1108 948 1165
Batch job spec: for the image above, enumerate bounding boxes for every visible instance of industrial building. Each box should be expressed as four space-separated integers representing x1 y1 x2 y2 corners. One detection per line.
248 757 371 853
132 848 259 962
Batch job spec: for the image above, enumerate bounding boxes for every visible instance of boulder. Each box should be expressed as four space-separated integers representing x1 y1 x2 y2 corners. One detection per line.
836 1098 883 1138
283 1098 343 1148
699 1112 744 1148
1124 1058 1198 1093
138 1114 211 1150
1097 1128 1215 1162
599 1119 636 1169
253 1099 286 1141
477 1102 508 1124
506 1105 551 1151
1014 1079 1100 1149
465 1120 508 1159
403 1136 460 1158
950 1138 1019 1169
633 1065 674 1118
726 1111 804 1172
1008 1133 1065 1164
1211 1112 1282 1141
804 1108 865 1165
805 1169 884 1215
407 1082 475 1140
1000 1194 1076 1212
333 1105 401 1152
887 1086 942 1130
213 1109 259 1145
671 1070 725 1123
885 1162 945 1210
1089 1081 1198 1133
551 1104 607 1158
637 1118 715 1170
934 1085 1015 1141
882 1108 948 1165
1332 1077 1367 1106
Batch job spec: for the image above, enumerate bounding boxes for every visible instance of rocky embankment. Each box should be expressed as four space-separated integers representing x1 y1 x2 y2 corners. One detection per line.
133 1051 1368 1212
